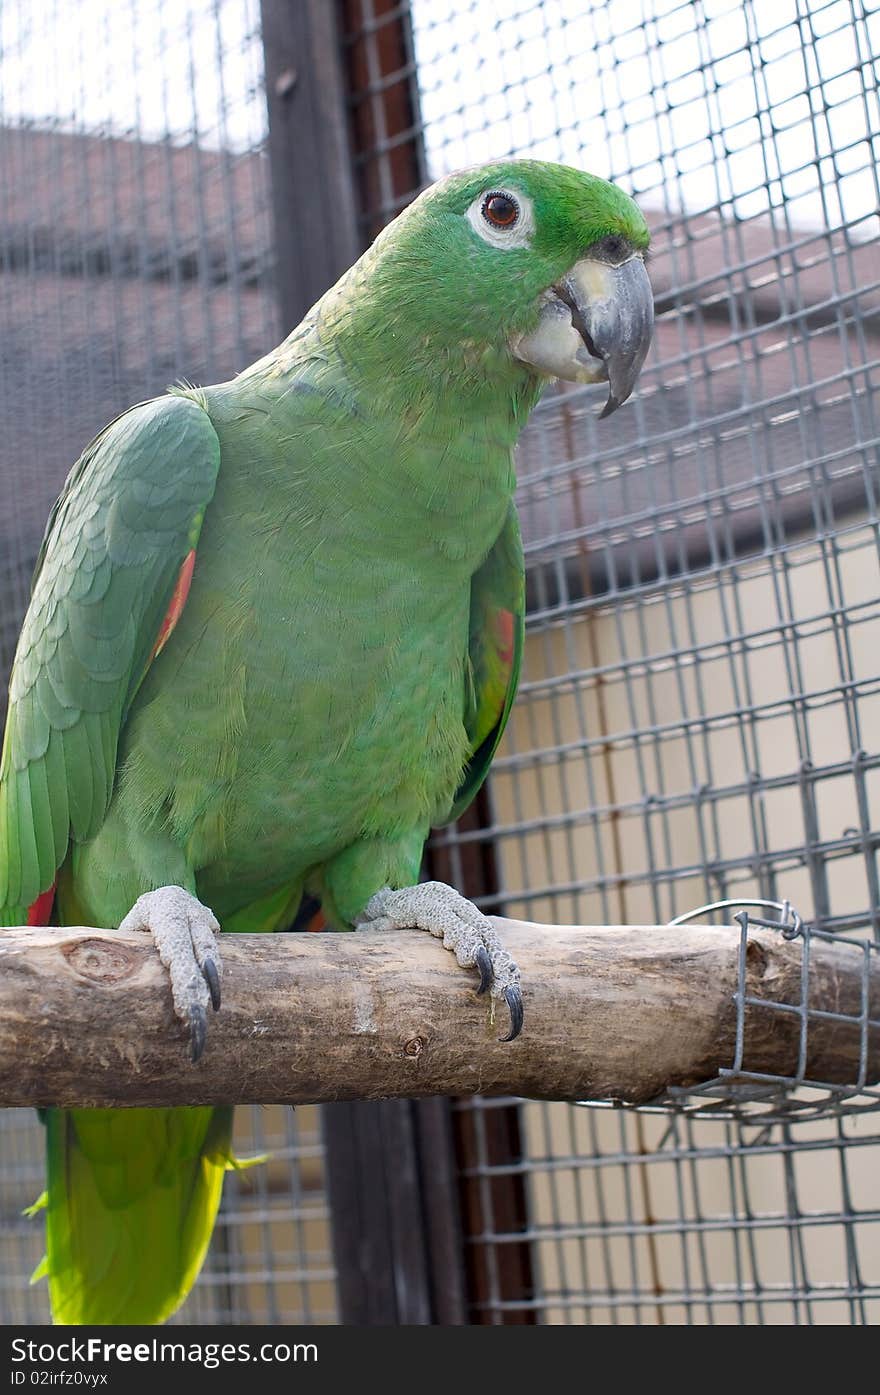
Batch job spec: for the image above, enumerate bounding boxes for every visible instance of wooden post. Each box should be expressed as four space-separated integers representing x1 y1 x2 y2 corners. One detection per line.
259 0 361 329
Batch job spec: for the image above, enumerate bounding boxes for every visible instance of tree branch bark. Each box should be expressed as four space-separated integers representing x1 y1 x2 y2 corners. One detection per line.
0 920 877 1108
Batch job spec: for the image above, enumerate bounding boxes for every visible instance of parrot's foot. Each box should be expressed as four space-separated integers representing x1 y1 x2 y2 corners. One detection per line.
119 886 222 1062
356 881 523 1041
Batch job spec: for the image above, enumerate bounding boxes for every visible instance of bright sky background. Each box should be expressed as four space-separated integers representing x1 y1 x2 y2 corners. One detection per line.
413 0 880 232
0 0 878 232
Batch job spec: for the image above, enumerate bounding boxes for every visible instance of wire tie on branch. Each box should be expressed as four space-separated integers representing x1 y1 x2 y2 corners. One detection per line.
668 897 805 940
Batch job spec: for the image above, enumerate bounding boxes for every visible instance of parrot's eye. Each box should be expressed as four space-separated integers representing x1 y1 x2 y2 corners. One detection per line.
481 192 520 229
465 187 534 249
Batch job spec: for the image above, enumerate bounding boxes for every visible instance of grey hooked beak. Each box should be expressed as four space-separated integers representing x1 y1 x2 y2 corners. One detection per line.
513 254 653 418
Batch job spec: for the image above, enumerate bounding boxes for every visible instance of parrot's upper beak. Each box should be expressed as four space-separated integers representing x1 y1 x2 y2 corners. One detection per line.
513 253 653 417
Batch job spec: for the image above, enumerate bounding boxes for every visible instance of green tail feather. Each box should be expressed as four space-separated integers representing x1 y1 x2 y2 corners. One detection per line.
43 1104 233 1325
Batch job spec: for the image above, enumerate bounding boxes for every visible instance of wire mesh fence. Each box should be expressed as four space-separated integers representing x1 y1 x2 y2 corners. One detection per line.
656 906 880 1121
458 1095 880 1323
0 0 278 709
1 0 879 1327
408 0 880 1322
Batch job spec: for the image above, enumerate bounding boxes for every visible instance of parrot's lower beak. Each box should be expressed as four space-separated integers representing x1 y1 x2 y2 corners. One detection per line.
513 254 653 417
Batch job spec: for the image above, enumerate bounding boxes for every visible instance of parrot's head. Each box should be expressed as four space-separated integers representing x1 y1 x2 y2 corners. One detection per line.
360 158 653 417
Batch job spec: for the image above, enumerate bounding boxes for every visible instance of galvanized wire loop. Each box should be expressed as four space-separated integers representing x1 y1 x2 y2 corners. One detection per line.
668 897 805 940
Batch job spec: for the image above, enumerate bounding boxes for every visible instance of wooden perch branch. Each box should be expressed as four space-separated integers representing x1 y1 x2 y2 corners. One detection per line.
1 920 878 1108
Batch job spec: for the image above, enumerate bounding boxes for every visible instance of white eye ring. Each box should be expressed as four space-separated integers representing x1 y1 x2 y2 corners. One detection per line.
465 188 535 250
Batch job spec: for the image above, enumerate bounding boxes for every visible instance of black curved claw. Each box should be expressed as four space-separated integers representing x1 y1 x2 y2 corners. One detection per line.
203 957 221 1012
190 1004 207 1063
474 946 494 996
500 985 524 1043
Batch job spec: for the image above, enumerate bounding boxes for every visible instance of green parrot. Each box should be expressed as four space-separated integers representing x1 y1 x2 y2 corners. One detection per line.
0 159 652 1324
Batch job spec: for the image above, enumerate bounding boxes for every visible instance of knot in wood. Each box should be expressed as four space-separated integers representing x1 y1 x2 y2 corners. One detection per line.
745 936 769 981
403 1035 426 1059
63 937 140 984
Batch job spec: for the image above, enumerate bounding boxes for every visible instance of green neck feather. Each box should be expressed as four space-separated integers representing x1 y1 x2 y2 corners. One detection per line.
239 249 548 569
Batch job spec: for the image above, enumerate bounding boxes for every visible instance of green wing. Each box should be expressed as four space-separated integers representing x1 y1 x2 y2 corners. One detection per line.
443 501 525 825
0 394 221 917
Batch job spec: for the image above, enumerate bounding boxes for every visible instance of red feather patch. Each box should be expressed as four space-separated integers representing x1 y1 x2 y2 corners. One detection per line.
150 549 196 661
494 608 515 666
27 883 56 925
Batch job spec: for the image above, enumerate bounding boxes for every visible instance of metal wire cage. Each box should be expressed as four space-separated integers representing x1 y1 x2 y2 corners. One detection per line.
404 0 880 1321
409 0 880 1065
659 903 880 1121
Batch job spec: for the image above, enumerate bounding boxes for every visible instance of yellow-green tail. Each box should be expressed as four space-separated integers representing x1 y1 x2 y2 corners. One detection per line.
41 1104 233 1324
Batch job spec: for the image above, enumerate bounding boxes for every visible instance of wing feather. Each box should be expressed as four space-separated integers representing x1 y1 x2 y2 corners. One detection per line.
443 501 525 825
0 395 221 920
